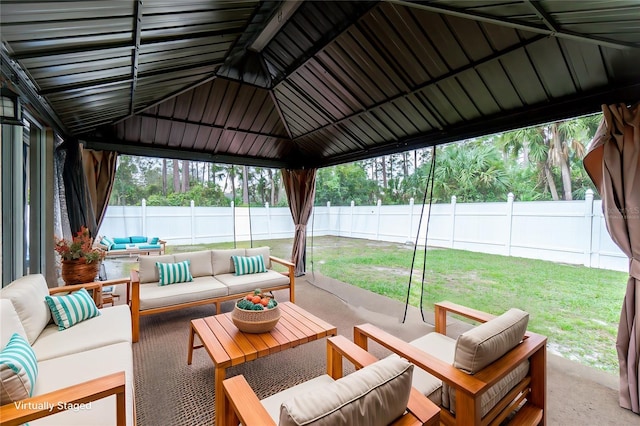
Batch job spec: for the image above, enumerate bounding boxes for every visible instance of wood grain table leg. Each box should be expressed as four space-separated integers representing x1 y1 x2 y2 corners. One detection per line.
215 366 226 426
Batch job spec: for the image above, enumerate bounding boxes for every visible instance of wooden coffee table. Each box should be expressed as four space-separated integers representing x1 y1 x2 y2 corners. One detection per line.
187 302 337 426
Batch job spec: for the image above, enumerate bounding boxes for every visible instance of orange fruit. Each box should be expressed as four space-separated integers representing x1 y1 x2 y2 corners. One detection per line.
251 295 262 304
260 298 269 306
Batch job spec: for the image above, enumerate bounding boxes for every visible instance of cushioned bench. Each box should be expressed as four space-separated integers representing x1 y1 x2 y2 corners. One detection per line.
0 274 134 425
130 246 295 342
98 235 166 257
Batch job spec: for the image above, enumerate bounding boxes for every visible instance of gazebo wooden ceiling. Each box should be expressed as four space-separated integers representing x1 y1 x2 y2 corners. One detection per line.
2 1 640 168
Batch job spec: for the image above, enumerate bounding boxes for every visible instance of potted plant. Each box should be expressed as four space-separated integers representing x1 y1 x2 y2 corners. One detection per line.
54 226 106 285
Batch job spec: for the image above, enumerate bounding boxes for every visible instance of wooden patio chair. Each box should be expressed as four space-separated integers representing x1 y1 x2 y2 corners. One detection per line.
354 301 547 426
222 335 440 426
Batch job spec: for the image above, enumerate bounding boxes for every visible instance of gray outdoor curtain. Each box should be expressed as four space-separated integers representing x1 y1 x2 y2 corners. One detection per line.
281 168 317 276
82 148 118 232
583 102 640 414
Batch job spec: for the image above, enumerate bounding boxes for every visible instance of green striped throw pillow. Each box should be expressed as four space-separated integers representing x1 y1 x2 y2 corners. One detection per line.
156 260 193 286
0 333 38 403
231 255 267 275
45 287 101 330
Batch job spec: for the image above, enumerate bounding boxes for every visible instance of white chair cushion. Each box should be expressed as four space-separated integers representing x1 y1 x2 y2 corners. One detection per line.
32 305 131 362
0 275 51 345
245 246 272 269
278 356 414 426
174 251 213 277
215 270 290 295
0 299 27 348
454 308 529 374
138 276 228 311
31 342 134 426
138 254 175 284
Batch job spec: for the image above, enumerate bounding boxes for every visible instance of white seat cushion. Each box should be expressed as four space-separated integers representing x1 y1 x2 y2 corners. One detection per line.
261 375 335 423
32 305 131 361
30 342 134 426
215 270 290 295
138 276 228 310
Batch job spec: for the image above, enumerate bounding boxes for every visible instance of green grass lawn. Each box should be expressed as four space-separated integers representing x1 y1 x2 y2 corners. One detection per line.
169 236 627 373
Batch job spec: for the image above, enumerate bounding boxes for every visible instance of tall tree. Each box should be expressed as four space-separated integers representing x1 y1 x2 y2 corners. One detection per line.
162 159 167 196
181 159 190 192
172 159 180 193
242 165 249 204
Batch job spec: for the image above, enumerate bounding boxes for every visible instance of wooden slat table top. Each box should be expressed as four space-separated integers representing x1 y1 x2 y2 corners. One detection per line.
190 302 337 369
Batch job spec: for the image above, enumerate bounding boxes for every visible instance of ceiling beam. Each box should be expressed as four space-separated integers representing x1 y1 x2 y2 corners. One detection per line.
393 0 640 50
130 0 143 116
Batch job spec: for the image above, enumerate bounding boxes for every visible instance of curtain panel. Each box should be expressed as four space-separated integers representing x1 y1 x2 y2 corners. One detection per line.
584 102 640 414
281 168 317 276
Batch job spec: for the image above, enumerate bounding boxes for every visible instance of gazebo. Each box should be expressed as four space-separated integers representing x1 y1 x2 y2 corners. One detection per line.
2 0 640 414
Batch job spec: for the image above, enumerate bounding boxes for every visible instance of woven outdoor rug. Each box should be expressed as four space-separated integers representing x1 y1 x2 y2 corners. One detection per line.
132 275 636 426
132 277 431 426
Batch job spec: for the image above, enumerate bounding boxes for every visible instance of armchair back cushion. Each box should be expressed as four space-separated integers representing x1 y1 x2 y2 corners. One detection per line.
139 254 175 283
0 275 51 345
175 251 213 278
211 249 245 275
453 308 529 374
279 357 413 426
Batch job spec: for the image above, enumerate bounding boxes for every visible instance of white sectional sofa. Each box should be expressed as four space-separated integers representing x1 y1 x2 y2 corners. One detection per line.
130 246 295 342
0 274 134 425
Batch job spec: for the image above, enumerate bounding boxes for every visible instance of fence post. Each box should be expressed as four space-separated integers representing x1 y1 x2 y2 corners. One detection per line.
584 189 594 267
408 197 414 241
375 199 382 240
141 198 147 236
231 201 235 246
350 201 355 237
190 200 196 244
506 192 514 256
327 201 331 236
450 195 457 248
265 202 271 239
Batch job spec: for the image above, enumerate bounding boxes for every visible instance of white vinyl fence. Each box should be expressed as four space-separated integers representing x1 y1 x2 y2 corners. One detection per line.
98 189 627 272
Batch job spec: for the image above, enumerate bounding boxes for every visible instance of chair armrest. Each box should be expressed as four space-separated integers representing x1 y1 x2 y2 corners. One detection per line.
0 372 126 426
222 375 276 426
434 301 496 334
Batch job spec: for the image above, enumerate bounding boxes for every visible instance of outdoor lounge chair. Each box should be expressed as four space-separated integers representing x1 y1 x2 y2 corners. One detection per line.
222 335 440 426
353 301 547 426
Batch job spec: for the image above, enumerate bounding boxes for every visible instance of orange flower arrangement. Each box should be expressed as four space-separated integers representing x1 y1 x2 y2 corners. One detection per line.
54 226 105 263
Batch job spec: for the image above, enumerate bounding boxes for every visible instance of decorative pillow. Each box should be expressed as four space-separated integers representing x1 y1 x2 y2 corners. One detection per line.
279 357 413 426
156 260 193 286
150 237 159 244
454 308 529 374
231 255 267 276
0 333 38 404
45 288 101 330
100 236 115 249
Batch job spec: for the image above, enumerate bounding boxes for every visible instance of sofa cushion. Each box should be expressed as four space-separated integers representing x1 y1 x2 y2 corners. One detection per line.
245 246 272 269
112 237 131 244
33 342 134 426
32 305 131 362
130 236 147 243
278 357 413 426
0 333 38 404
0 299 27 349
139 254 175 283
111 243 128 250
138 276 228 311
100 236 115 250
157 260 193 286
215 270 290 295
150 237 159 244
175 251 214 278
45 288 101 330
231 255 267 275
0 274 51 345
454 308 529 374
211 249 245 275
